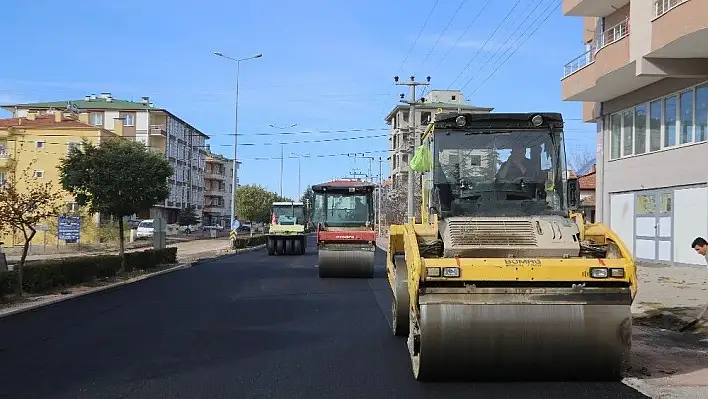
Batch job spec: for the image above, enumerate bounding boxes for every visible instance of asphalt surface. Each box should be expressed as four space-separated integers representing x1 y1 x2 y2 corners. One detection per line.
0 235 650 399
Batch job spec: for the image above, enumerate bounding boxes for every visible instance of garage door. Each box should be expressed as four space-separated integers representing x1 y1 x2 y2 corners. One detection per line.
634 190 673 262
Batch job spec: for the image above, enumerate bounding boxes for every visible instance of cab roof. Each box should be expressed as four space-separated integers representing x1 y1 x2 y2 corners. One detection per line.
311 179 376 193
272 201 304 206
433 112 564 130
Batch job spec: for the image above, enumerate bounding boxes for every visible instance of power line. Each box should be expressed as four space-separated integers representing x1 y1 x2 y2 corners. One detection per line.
459 0 543 92
466 0 561 97
429 0 494 74
460 0 553 92
419 0 468 67
447 0 525 89
397 0 441 74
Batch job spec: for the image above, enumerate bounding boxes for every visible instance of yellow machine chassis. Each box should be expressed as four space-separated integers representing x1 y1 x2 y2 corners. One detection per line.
384 118 639 380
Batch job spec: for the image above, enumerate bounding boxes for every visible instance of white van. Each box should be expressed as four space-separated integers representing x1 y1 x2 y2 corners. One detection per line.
136 219 155 239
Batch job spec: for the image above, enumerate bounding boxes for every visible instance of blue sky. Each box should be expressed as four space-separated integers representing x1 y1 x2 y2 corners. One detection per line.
0 0 595 200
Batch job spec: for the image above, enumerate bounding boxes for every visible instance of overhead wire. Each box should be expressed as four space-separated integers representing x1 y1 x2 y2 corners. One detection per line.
466 0 561 97
396 0 442 75
447 0 525 89
458 0 544 92
419 0 468 67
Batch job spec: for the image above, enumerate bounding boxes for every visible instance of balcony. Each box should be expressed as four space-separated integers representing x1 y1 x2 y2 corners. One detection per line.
562 19 657 102
150 124 167 137
563 0 629 17
650 0 708 58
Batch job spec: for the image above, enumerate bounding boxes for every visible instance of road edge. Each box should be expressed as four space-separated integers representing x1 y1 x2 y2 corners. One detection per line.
0 244 266 320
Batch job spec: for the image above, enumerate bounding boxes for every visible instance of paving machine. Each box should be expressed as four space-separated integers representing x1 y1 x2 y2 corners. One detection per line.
387 112 638 381
312 179 377 278
266 201 307 255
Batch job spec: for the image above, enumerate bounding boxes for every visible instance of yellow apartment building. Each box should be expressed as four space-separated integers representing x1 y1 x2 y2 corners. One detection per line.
0 110 118 247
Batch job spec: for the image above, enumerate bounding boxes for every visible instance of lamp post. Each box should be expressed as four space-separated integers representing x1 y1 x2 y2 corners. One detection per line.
269 123 298 198
214 51 263 231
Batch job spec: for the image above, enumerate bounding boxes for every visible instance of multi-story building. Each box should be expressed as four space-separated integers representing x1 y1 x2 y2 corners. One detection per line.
2 93 210 223
203 149 238 227
383 89 493 186
561 0 708 266
0 111 117 246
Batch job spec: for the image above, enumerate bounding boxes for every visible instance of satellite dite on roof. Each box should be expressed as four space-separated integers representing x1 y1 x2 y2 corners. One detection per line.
65 101 80 116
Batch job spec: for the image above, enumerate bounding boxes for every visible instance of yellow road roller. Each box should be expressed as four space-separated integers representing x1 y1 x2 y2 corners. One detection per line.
386 112 638 381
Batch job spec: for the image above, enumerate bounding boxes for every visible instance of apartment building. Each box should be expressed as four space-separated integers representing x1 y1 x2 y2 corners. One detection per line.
2 93 210 223
203 149 238 227
383 89 493 186
0 111 117 246
561 0 708 266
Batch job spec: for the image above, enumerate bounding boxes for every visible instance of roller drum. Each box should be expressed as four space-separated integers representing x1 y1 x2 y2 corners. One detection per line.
391 255 409 336
318 244 375 278
408 292 632 381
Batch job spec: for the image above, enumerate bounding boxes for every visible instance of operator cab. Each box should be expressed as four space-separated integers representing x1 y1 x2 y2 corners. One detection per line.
311 180 376 229
271 201 305 225
421 112 581 220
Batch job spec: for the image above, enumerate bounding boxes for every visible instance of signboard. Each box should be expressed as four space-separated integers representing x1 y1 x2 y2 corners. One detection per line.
58 215 81 243
231 219 240 230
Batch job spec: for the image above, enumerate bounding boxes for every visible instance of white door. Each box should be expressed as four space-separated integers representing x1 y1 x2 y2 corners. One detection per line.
634 190 673 262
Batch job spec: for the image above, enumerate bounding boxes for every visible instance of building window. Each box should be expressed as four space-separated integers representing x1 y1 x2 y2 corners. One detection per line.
610 113 622 160
634 104 647 155
124 113 135 126
0 172 5 186
649 100 662 151
696 84 708 142
36 140 45 149
33 170 44 178
664 95 677 147
89 112 103 126
451 95 456 101
608 80 708 161
679 90 694 144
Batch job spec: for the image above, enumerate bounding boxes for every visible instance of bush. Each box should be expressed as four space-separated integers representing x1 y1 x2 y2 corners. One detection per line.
0 247 178 298
231 235 267 249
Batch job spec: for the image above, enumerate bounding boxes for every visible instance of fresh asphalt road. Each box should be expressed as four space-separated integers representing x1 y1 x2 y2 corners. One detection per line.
0 236 649 399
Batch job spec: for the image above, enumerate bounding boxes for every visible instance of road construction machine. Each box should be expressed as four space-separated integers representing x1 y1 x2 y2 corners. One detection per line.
312 179 377 278
266 201 307 255
387 112 638 381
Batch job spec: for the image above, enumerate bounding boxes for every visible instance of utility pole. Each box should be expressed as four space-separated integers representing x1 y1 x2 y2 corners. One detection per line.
377 157 383 236
269 123 297 199
394 75 430 222
291 152 310 199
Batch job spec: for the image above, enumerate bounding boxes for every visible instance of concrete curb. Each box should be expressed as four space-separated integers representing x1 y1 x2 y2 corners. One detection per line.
0 262 192 320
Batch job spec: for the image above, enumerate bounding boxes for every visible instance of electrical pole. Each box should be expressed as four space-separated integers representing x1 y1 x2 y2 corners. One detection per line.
377 157 383 236
291 152 309 200
394 75 430 222
280 144 284 198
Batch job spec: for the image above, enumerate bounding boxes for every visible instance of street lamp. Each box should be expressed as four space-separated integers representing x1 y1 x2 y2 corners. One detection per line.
290 151 310 198
269 123 298 198
214 51 263 231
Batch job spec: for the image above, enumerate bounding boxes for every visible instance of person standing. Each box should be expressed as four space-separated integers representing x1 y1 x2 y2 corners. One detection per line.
691 237 708 265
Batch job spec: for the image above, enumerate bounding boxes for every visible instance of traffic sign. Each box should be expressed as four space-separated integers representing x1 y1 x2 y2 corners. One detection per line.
231 219 240 229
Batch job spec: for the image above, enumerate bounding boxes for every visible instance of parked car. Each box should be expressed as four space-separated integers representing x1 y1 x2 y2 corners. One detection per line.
136 219 154 239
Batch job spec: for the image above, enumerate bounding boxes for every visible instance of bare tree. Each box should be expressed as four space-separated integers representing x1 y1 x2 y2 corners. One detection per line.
0 162 63 296
568 148 595 174
381 177 408 227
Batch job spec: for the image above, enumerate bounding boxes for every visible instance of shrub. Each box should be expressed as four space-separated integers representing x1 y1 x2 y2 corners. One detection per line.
0 247 178 298
231 235 267 249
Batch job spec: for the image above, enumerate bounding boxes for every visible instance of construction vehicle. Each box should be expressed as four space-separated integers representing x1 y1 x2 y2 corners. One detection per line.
387 112 637 381
266 201 307 255
312 179 377 278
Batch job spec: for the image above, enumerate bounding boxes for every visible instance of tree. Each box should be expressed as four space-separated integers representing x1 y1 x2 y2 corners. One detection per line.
300 187 314 224
58 138 174 272
381 178 407 227
0 162 63 295
177 205 199 227
235 184 280 224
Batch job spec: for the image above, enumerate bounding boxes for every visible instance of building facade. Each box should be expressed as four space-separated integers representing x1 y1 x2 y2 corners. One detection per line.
2 93 210 223
203 149 238 227
561 0 708 266
383 89 494 186
0 111 117 246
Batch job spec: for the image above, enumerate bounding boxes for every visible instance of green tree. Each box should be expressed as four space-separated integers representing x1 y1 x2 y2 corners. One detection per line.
177 204 199 227
300 187 314 225
235 184 283 224
58 138 174 272
0 162 63 295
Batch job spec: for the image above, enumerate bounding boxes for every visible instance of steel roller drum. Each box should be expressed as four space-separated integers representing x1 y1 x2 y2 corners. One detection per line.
318 244 375 278
408 291 633 381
